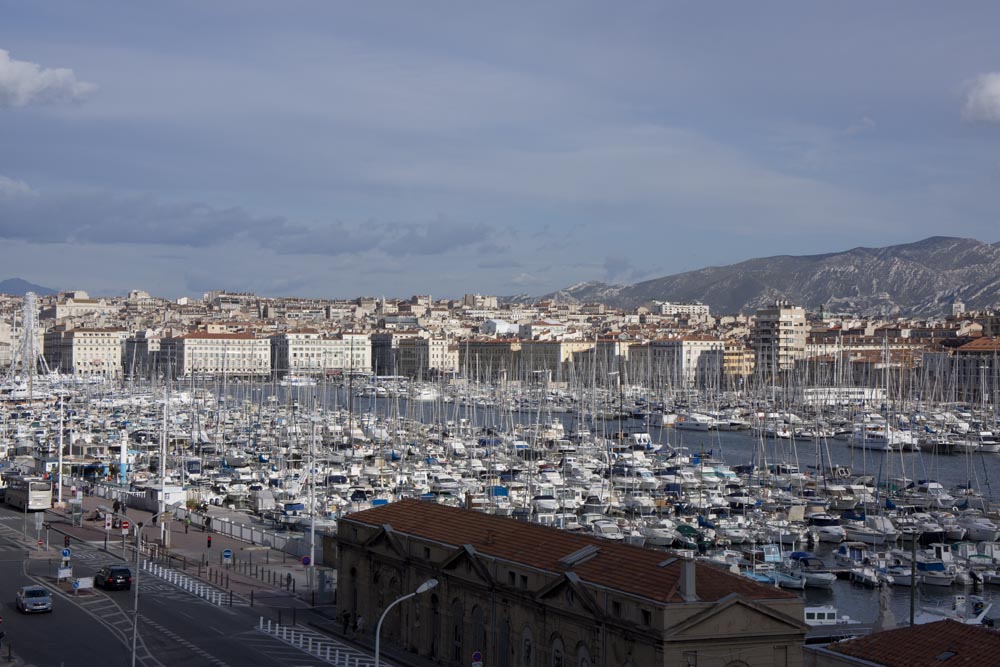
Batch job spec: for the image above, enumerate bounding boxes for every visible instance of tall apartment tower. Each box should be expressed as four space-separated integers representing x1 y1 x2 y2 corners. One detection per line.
752 302 807 383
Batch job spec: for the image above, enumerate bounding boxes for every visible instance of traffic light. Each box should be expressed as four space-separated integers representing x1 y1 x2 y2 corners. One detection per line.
64 535 70 548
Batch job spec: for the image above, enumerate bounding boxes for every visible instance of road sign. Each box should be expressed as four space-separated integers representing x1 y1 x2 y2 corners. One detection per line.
472 650 483 667
121 520 130 530
61 548 72 559
72 580 79 589
34 511 44 530
105 515 112 530
37 538 43 548
222 548 233 559
301 556 311 566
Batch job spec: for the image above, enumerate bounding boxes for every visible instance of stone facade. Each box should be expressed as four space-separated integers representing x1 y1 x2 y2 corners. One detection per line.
336 500 806 667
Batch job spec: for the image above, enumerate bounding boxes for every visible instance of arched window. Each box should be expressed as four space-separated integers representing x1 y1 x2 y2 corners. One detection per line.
451 598 465 661
497 617 511 667
576 643 592 667
429 594 441 658
551 636 565 667
520 625 534 667
471 606 487 658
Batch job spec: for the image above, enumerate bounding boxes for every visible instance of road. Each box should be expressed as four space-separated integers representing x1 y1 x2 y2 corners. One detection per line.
0 505 334 666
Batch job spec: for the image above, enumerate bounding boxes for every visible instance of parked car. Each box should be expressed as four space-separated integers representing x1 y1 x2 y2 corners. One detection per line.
95 565 132 591
15 585 52 613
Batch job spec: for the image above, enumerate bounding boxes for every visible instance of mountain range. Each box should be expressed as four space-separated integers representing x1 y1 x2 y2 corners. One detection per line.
0 278 57 297
521 237 1000 317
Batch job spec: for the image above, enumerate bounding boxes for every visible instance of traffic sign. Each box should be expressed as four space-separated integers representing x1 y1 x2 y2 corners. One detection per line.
37 538 43 548
72 580 80 589
105 515 112 531
121 520 130 530
61 548 72 559
301 556 311 566
472 650 483 666
222 548 233 559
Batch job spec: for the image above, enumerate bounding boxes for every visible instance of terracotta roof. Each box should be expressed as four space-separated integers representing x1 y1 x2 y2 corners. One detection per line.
824 619 1000 666
956 337 1000 353
342 499 795 605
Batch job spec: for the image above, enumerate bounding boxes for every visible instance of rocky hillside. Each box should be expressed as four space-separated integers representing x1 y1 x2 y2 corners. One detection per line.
527 237 1000 316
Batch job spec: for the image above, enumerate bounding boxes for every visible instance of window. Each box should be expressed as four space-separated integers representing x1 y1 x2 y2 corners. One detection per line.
551 637 565 667
520 626 534 667
641 609 651 626
520 575 528 589
611 600 621 617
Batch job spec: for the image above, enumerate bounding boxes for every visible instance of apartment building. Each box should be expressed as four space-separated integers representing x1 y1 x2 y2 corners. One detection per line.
753 302 807 381
43 327 128 377
160 331 271 377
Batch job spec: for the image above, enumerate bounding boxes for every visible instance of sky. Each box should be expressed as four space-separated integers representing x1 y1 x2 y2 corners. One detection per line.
1 2 1000 300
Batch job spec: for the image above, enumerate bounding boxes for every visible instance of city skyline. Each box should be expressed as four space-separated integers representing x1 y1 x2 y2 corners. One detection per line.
2 2 1000 299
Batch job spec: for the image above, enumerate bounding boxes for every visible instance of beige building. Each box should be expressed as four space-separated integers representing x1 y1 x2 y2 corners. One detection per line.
631 336 724 389
336 500 807 667
753 303 807 381
160 331 271 377
43 327 127 377
458 339 522 380
398 336 459 378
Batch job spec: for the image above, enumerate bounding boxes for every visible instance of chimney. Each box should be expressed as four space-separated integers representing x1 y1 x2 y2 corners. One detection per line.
680 559 698 602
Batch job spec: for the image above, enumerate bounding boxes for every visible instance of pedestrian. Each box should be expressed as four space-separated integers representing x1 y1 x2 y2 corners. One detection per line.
354 615 366 636
207 535 212 549
184 516 190 534
152 513 157 526
205 516 211 533
340 610 350 635
112 499 120 514
121 504 127 516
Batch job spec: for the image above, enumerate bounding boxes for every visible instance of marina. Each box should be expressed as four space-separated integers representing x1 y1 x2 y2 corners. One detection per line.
4 372 1000 630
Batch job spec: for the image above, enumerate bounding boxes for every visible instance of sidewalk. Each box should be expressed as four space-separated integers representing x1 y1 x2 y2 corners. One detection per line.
44 484 334 611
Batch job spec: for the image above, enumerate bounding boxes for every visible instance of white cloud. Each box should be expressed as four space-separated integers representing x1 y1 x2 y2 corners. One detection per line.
0 49 97 108
0 174 32 197
962 73 1000 124
843 115 875 136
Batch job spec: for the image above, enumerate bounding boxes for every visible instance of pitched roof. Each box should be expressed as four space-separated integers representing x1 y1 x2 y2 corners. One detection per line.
342 499 796 605
824 619 1000 666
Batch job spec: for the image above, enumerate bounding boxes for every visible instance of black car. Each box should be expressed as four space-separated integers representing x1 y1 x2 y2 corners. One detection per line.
95 565 132 591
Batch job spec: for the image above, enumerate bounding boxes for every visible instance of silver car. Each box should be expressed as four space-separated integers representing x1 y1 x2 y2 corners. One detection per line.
15 585 52 613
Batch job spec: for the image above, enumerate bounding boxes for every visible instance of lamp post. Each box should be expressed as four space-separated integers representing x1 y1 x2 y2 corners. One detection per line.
131 508 174 667
375 578 438 667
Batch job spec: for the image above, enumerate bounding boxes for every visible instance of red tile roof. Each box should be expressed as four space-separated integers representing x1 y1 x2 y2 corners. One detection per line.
825 619 1000 666
342 499 795 605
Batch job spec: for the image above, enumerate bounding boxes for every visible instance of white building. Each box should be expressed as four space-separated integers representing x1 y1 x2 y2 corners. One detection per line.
753 302 808 380
641 335 724 388
43 327 127 377
270 331 372 375
160 331 271 377
657 302 711 318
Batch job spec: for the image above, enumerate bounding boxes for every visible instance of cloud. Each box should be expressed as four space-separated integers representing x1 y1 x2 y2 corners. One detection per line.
0 49 97 108
0 175 496 260
0 175 31 197
962 73 1000 124
843 115 875 136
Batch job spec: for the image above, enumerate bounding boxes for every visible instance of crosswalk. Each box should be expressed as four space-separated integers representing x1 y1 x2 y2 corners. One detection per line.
257 621 382 667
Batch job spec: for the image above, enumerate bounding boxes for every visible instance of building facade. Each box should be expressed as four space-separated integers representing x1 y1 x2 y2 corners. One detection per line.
43 327 127 377
160 331 271 377
753 303 808 382
336 500 807 667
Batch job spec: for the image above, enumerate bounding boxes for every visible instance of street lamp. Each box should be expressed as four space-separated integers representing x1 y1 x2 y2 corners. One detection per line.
374 578 438 667
130 508 175 667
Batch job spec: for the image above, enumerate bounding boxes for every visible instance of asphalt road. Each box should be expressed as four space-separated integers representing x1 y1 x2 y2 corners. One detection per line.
0 504 330 667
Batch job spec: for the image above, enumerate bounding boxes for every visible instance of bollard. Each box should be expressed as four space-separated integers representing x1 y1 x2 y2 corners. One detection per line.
334 649 340 664
259 616 264 630
308 637 313 653
266 619 272 633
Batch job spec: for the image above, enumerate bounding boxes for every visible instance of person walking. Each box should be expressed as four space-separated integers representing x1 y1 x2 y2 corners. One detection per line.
112 499 120 514
184 516 190 534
